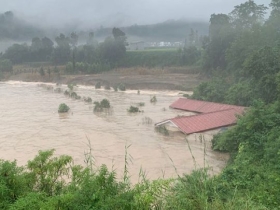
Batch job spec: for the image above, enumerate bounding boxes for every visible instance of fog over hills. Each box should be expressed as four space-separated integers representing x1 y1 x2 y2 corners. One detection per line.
0 0 268 29
0 0 269 51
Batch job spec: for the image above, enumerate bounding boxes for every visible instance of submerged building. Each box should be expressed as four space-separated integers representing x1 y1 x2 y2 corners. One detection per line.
155 98 246 135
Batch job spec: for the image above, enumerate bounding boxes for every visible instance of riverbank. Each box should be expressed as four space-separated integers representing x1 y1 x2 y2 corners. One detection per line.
7 67 203 91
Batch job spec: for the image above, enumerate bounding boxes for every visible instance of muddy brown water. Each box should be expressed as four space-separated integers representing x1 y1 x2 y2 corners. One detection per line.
0 81 228 183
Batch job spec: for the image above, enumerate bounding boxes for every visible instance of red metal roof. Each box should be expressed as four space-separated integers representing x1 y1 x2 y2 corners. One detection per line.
158 108 243 135
170 98 245 113
155 98 247 134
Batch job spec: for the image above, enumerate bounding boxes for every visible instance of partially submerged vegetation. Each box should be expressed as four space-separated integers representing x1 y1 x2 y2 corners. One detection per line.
127 106 141 113
150 95 157 103
58 103 70 113
118 83 126 91
94 99 111 112
155 125 169 136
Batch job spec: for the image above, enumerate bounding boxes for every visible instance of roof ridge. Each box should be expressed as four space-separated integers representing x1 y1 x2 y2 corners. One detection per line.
177 98 246 108
173 108 238 120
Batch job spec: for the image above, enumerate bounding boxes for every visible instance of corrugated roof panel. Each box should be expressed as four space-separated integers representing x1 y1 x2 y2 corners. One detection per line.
170 109 241 134
170 98 245 113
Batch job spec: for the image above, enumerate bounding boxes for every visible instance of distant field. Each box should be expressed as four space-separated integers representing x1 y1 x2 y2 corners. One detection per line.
120 49 181 68
128 47 179 52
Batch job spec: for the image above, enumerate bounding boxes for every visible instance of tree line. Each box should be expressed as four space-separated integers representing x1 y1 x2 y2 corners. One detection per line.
191 0 280 107
0 28 127 74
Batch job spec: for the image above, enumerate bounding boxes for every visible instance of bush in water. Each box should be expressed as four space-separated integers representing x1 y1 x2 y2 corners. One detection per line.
58 103 70 113
150 95 157 103
93 99 111 112
118 83 126 91
95 82 101 89
127 106 140 113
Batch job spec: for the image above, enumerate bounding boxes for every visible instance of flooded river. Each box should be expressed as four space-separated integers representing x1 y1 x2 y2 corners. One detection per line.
0 81 228 182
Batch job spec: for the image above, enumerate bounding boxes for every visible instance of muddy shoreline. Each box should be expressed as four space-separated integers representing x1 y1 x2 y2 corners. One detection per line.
7 68 202 91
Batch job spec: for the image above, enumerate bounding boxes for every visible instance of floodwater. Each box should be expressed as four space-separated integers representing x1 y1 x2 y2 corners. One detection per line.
0 81 228 183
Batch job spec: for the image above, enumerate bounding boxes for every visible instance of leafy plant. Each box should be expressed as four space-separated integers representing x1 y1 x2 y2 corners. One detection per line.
58 103 70 113
95 82 101 89
84 97 92 103
137 102 145 107
118 83 126 91
64 90 70 96
150 95 157 103
100 99 110 108
67 83 76 92
39 67 45 76
93 99 111 112
155 126 169 136
127 106 140 113
113 85 118 92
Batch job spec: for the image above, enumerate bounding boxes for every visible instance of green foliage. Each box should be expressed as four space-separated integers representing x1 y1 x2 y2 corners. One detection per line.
3 44 30 64
191 77 231 103
58 103 70 113
70 92 80 99
39 67 45 76
64 90 70 96
113 85 118 92
155 126 169 136
150 95 157 103
119 50 181 68
104 83 111 90
127 106 140 113
136 102 145 107
83 97 92 103
67 83 75 91
93 99 111 112
225 81 254 106
229 0 268 29
95 82 101 89
0 160 29 209
0 59 13 72
26 150 72 196
100 99 110 108
98 36 126 66
211 101 280 208
118 83 126 91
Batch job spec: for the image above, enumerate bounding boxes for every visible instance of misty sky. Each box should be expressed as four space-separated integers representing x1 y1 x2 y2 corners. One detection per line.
1 0 270 28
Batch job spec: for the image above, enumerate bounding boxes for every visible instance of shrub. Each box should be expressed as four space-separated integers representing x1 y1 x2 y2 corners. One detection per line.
95 82 101 89
127 106 140 113
137 102 145 107
104 84 111 90
118 83 126 91
64 90 70 96
54 88 62 93
0 59 13 72
84 97 92 103
113 85 118 92
155 126 169 136
142 117 153 124
93 102 102 112
100 99 110 108
39 67 45 76
70 92 78 99
58 103 70 113
93 99 111 112
150 96 157 103
68 83 76 92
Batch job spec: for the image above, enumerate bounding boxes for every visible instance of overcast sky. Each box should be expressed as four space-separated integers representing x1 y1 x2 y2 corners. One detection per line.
1 0 270 28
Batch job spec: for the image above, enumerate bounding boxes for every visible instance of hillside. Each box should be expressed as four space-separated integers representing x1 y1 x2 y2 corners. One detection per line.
0 11 209 43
